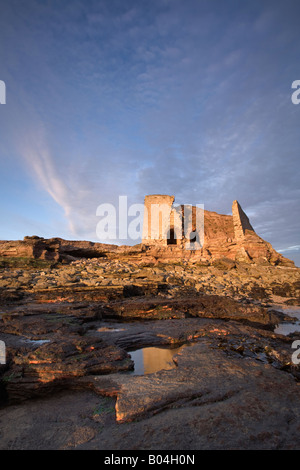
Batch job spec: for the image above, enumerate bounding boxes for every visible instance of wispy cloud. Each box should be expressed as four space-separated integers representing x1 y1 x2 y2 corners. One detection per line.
278 245 300 253
21 128 81 236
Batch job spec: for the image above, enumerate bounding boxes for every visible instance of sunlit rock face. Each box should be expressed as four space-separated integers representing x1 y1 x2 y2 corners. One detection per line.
0 195 294 267
140 195 294 267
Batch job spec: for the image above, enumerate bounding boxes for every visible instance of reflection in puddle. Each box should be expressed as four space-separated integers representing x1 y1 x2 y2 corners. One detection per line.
274 307 300 336
275 323 300 335
97 327 125 332
129 345 185 375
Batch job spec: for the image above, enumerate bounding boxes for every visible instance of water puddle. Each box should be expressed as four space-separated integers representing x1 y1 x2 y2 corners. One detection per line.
128 345 185 375
274 306 300 336
97 327 125 332
22 338 51 349
25 339 51 345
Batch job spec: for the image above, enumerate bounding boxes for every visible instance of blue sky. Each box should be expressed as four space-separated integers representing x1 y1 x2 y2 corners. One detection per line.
0 0 299 265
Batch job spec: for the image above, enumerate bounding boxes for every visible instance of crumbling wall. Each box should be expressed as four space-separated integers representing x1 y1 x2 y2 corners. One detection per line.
142 195 175 245
232 200 254 241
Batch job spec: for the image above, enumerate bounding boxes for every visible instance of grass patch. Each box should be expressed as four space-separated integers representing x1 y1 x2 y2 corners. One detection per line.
93 398 115 415
0 257 55 269
2 371 23 382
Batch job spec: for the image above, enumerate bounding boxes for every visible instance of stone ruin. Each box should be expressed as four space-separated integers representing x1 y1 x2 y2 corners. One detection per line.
142 194 254 247
0 194 295 267
140 194 294 266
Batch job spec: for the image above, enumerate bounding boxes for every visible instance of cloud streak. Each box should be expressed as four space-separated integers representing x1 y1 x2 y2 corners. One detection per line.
21 129 80 236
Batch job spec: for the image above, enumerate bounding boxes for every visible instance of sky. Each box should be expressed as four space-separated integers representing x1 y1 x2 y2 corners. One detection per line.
0 0 299 265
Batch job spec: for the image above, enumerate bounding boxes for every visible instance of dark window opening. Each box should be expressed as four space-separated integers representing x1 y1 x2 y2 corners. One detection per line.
167 227 177 245
189 231 197 243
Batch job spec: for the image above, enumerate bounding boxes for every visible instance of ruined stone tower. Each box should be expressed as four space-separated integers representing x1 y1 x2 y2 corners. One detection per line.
140 194 294 266
142 194 255 246
142 194 204 248
142 194 175 245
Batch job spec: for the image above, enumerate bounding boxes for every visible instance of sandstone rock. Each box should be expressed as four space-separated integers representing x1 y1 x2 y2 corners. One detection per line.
0 226 299 451
3 336 133 403
76 334 300 448
111 340 300 425
212 257 236 270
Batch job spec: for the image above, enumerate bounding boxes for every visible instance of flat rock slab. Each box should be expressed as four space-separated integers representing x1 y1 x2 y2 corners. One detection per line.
1 327 300 449
81 339 300 449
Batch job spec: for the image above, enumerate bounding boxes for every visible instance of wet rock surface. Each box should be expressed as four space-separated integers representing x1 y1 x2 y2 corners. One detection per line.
0 256 300 449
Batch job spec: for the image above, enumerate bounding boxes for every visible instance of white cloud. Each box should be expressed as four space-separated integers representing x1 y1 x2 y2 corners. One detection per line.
278 245 300 253
21 130 78 235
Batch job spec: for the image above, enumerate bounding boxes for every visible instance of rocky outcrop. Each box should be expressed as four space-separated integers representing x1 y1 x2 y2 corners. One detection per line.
1 318 300 450
0 197 295 267
0 241 299 449
111 339 300 426
139 195 295 266
0 236 118 264
1 296 298 405
3 336 133 403
139 198 294 267
0 253 299 307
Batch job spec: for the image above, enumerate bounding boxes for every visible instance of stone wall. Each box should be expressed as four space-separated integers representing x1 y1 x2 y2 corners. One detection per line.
142 195 175 245
139 194 294 267
232 200 255 240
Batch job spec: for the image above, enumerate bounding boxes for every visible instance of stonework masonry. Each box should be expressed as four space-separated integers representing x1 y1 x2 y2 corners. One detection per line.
142 195 175 245
140 194 294 266
232 199 255 241
142 194 252 247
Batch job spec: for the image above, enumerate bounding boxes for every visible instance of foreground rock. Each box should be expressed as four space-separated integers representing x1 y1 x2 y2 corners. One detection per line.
1 334 300 449
0 246 299 449
1 306 299 405
108 340 300 436
3 336 133 403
